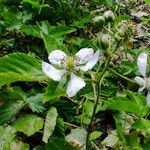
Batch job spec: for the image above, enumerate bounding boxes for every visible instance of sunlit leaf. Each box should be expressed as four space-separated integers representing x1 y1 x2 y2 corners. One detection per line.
0 53 46 86
42 107 58 143
65 127 87 149
13 114 44 136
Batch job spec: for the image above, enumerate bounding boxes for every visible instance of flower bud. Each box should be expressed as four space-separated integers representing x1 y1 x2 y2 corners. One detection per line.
103 11 115 22
92 16 105 26
97 34 111 50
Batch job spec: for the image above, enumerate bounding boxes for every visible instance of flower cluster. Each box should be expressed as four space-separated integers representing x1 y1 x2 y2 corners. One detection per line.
134 53 150 106
42 48 100 97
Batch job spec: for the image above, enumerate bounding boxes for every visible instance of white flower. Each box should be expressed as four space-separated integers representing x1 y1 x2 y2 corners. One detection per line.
42 48 100 97
134 53 150 106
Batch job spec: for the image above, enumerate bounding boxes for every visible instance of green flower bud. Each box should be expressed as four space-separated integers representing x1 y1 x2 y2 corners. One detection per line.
92 16 105 26
97 34 111 50
103 11 115 22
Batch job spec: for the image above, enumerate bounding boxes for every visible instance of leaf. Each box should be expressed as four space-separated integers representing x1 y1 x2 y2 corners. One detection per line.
144 0 150 4
0 101 25 125
105 0 113 6
89 131 102 141
41 33 67 54
0 86 25 101
13 114 44 136
10 141 29 150
0 53 46 86
21 22 76 53
45 137 77 150
25 94 46 113
0 126 16 150
42 107 58 143
100 95 147 116
101 130 119 148
23 0 41 6
44 80 66 103
65 127 87 149
132 118 150 132
125 133 142 150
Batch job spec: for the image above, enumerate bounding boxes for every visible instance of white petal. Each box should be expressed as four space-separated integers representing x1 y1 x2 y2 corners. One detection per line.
134 76 145 86
146 92 150 107
137 53 147 76
75 48 94 64
77 50 100 72
42 62 66 81
134 76 146 92
66 73 86 97
48 50 67 67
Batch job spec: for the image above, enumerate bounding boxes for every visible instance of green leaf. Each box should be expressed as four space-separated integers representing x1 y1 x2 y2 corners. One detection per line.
41 33 67 54
0 126 16 150
100 95 147 116
23 0 41 6
105 0 113 6
42 107 58 143
13 114 44 136
144 0 150 4
0 53 46 86
89 131 102 141
132 118 150 132
44 80 66 103
0 86 25 101
0 101 25 125
65 127 87 149
10 141 29 150
45 137 77 150
21 22 76 53
101 130 119 148
25 94 46 113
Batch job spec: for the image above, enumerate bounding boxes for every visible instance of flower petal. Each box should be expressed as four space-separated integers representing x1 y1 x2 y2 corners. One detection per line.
66 73 86 97
75 48 94 64
134 76 145 86
146 92 150 107
48 50 67 67
77 50 100 72
137 53 147 76
134 76 146 92
42 61 66 81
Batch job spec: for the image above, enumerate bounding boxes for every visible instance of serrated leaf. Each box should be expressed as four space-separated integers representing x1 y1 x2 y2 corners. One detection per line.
0 53 46 86
21 22 76 53
0 101 25 125
25 94 46 113
65 127 87 149
100 96 146 116
0 126 16 150
42 107 58 143
13 114 44 136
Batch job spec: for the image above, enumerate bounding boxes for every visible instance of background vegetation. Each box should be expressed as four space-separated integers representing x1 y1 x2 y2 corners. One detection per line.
0 0 149 149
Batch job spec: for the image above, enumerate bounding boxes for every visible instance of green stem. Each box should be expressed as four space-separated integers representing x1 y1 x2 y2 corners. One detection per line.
86 40 122 149
108 68 137 84
38 0 45 14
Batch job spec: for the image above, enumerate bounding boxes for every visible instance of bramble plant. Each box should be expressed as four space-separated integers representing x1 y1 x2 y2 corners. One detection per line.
0 0 150 150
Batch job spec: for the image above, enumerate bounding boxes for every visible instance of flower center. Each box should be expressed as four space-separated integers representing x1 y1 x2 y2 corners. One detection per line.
65 57 75 71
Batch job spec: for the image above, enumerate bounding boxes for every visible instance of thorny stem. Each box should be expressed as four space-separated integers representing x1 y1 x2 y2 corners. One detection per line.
86 40 122 150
